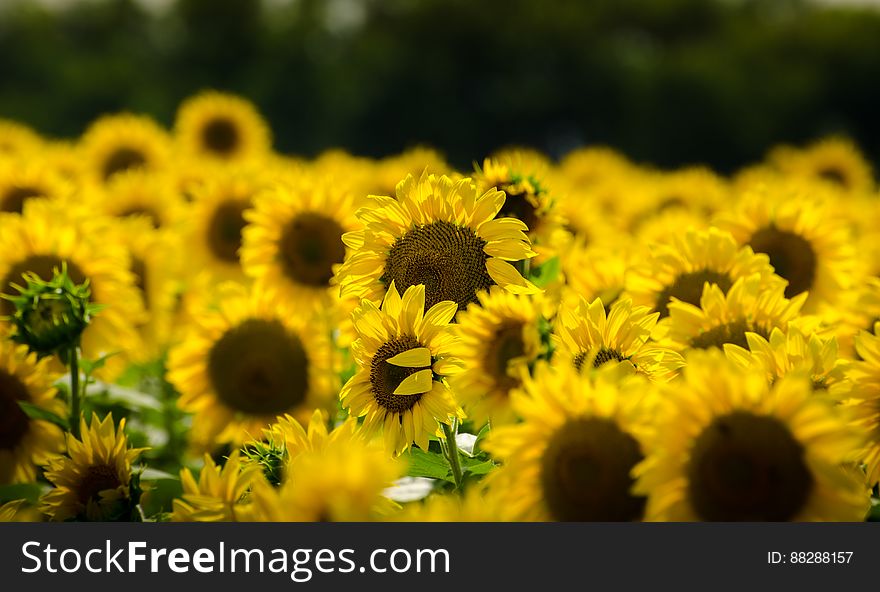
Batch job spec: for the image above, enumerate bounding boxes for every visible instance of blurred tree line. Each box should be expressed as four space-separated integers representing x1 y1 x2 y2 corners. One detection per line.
1 0 879 172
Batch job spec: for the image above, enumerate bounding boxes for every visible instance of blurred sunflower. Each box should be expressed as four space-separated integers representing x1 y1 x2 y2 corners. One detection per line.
79 113 172 184
41 414 146 522
340 282 462 455
484 362 654 521
249 417 403 521
396 486 504 522
371 147 450 197
626 227 784 319
167 282 335 450
0 340 65 485
0 499 41 522
724 326 846 394
717 180 858 311
241 175 359 312
92 169 183 229
0 119 42 157
450 288 543 426
0 199 146 374
666 274 807 351
845 328 880 486
553 296 683 381
174 91 271 162
474 152 565 261
626 167 729 236
768 137 874 195
183 167 269 283
171 451 263 522
634 350 869 521
337 172 537 313
0 157 72 214
556 241 630 314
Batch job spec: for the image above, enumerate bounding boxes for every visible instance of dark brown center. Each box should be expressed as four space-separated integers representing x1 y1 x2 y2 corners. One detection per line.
690 320 768 350
2 186 43 213
382 221 493 311
202 117 240 156
207 318 310 415
102 147 147 181
278 212 346 288
207 199 249 263
130 256 148 311
573 347 626 371
369 335 429 414
816 166 848 189
1 255 88 316
483 321 526 393
498 186 540 231
540 417 646 521
0 369 31 451
656 269 733 318
687 412 812 521
117 206 161 229
748 226 816 298
76 463 123 505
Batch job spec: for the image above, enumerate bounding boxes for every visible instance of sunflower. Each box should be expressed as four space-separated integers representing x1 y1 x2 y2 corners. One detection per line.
666 273 807 351
626 227 784 319
0 119 42 157
634 350 869 521
337 172 537 314
553 296 684 381
450 288 543 426
249 418 404 521
768 137 874 195
340 282 462 455
241 175 360 313
91 169 183 229
483 362 655 521
0 157 73 214
174 91 271 162
182 167 271 283
845 328 880 486
41 414 147 522
167 282 335 450
171 451 263 522
395 486 504 522
0 199 146 374
555 241 630 315
724 326 846 393
371 147 450 197
0 499 42 522
79 113 172 184
716 179 858 311
474 152 565 261
0 339 65 485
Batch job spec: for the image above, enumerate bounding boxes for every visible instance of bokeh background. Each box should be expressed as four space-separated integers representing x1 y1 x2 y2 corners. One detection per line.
1 0 880 171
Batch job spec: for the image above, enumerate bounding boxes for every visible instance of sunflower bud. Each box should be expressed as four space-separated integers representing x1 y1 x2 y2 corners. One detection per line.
2 263 100 360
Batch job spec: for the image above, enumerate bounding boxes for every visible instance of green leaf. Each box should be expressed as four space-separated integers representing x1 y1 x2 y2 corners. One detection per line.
405 448 454 482
140 468 178 481
0 482 49 504
461 457 496 476
474 423 491 453
139 475 183 518
17 401 69 431
80 352 120 376
529 256 560 288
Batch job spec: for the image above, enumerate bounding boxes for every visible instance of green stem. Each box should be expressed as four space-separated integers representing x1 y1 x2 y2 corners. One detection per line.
69 346 81 439
441 420 463 490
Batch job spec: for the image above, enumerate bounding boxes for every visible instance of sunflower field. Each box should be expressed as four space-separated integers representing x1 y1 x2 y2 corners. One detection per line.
0 89 879 523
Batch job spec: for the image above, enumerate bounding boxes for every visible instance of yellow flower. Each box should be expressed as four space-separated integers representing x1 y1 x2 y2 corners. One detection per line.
395 486 504 522
241 174 360 312
79 113 172 184
249 417 404 521
0 119 43 157
450 288 543 426
716 179 859 311
484 362 656 521
0 499 42 522
0 339 65 484
337 171 538 313
845 328 880 486
626 227 784 319
666 274 807 351
171 451 263 522
0 156 73 214
90 169 184 230
41 414 146 522
167 282 335 450
768 136 874 195
174 91 272 162
634 350 869 521
340 282 462 455
554 296 684 381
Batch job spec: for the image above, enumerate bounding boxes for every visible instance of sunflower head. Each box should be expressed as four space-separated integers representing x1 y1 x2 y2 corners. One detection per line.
174 91 271 162
41 414 147 522
338 171 538 314
79 113 172 184
171 451 264 522
341 282 463 455
3 263 100 360
634 349 869 521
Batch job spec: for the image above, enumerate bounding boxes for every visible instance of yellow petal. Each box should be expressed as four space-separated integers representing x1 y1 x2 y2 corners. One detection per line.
393 369 434 395
386 347 432 368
